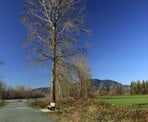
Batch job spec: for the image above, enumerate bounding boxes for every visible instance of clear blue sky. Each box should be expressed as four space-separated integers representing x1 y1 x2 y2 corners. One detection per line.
0 0 148 88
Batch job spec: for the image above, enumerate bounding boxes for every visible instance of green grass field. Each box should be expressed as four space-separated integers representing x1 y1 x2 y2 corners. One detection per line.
98 95 148 105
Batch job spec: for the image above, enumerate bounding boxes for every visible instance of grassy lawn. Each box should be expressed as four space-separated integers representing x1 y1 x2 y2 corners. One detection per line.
98 95 148 105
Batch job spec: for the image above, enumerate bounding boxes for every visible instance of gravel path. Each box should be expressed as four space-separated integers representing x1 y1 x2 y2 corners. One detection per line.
0 102 56 122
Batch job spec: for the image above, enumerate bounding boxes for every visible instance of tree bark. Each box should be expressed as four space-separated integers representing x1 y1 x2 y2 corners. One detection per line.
50 58 56 103
50 24 57 104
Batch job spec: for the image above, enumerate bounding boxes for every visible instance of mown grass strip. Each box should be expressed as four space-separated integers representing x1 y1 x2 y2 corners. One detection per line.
98 95 148 105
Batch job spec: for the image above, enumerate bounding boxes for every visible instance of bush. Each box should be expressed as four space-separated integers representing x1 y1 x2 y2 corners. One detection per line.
29 100 50 108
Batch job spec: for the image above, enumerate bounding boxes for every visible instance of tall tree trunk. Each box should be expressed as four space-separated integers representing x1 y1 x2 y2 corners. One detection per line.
50 58 56 103
50 25 57 104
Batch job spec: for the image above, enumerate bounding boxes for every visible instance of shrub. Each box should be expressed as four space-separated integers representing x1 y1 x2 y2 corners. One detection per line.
29 100 50 108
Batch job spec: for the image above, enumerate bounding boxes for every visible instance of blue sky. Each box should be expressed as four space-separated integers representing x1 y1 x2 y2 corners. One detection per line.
0 0 148 88
87 0 148 85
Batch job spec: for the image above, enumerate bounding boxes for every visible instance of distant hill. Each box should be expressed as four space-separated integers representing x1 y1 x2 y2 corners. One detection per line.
32 87 50 93
91 79 123 89
33 79 128 93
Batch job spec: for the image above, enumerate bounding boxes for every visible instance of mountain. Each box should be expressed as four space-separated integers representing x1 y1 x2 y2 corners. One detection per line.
33 79 126 93
91 79 123 89
32 87 50 93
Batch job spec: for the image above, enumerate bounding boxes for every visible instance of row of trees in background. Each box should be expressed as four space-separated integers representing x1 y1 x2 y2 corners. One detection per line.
130 80 148 95
0 80 45 100
96 80 148 96
95 83 125 96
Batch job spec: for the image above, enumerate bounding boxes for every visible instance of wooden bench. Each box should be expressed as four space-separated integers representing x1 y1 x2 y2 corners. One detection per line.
47 103 55 110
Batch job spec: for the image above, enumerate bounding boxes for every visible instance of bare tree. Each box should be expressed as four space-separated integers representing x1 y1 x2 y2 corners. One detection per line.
55 54 91 98
21 0 88 105
70 55 91 97
56 57 77 98
56 58 72 98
